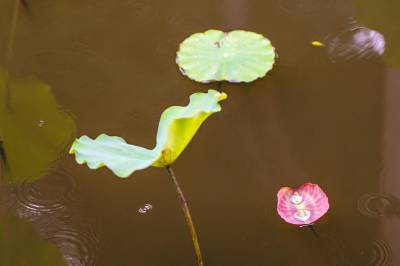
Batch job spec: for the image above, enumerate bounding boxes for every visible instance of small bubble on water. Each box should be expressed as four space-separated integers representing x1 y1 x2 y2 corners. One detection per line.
38 120 45 127
138 203 153 214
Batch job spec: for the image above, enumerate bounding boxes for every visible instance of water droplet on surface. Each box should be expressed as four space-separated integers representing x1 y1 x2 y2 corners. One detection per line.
138 203 153 214
37 120 45 127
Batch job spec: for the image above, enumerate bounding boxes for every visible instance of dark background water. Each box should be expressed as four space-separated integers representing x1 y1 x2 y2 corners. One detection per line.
0 0 399 265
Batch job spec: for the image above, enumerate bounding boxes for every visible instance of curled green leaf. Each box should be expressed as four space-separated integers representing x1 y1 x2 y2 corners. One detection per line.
69 90 227 178
70 135 158 178
176 29 275 83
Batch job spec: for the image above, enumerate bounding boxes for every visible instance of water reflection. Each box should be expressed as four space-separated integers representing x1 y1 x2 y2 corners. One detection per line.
6 169 100 266
0 67 75 184
0 211 66 266
0 68 100 265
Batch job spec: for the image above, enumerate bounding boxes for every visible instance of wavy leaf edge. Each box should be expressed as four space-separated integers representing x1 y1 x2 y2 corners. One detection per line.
69 89 227 178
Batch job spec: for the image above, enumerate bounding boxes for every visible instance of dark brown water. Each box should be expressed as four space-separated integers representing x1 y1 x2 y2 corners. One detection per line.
0 0 399 265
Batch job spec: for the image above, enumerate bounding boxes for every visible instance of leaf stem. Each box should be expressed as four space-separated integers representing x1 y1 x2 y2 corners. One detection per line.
307 224 319 238
166 165 203 266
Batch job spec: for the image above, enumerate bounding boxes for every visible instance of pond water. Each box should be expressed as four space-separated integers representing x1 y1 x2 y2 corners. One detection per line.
0 0 399 265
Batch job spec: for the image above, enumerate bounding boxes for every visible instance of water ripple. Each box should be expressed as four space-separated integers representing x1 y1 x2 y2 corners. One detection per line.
325 23 385 63
49 224 99 266
14 171 77 217
357 192 400 219
360 240 393 266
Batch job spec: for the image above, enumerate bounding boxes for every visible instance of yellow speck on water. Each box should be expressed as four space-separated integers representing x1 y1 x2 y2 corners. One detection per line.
311 41 324 47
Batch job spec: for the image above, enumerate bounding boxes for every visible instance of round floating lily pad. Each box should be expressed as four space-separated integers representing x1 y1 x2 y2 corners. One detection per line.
176 29 275 83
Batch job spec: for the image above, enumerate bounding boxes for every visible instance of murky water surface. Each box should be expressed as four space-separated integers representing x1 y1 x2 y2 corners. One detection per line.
0 0 400 265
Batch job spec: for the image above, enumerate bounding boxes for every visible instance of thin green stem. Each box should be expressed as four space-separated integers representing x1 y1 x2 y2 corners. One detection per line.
166 165 203 266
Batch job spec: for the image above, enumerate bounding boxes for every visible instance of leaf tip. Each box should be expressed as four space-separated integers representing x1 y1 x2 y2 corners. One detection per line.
68 139 78 154
208 89 228 102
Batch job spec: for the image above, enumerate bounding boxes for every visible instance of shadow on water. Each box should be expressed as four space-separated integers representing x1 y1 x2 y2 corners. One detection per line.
0 68 76 184
0 0 399 265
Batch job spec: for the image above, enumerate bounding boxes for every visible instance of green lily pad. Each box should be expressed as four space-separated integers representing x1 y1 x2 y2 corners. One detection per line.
176 29 275 83
0 67 76 184
69 90 227 178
